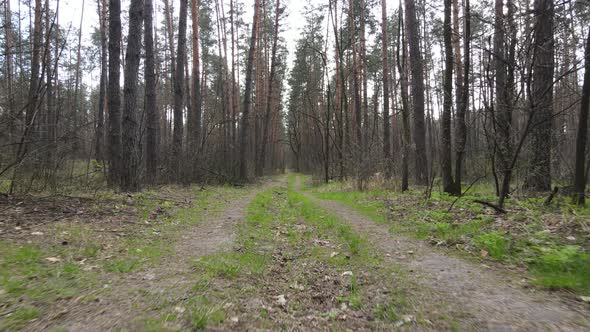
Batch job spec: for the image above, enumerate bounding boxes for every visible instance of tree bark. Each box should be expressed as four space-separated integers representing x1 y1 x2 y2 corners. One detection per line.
96 0 108 164
107 0 122 186
172 0 188 181
120 0 143 191
145 0 158 184
404 0 428 185
381 0 391 177
441 0 456 194
238 0 261 181
573 29 590 205
190 0 202 158
257 0 281 177
525 0 554 191
397 5 411 191
454 0 470 194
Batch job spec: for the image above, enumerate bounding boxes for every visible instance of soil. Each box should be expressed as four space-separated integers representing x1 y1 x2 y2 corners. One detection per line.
295 176 590 331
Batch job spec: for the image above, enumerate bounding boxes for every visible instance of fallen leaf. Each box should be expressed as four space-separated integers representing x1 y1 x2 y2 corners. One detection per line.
481 250 489 258
45 257 61 263
566 236 576 241
174 306 185 314
330 251 339 258
341 271 353 277
230 316 239 323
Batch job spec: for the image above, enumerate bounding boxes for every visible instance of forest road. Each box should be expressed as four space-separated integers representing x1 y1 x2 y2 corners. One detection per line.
295 176 590 331
32 179 280 332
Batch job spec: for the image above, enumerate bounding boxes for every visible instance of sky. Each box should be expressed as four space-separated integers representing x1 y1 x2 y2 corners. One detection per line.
10 0 406 84
10 0 307 83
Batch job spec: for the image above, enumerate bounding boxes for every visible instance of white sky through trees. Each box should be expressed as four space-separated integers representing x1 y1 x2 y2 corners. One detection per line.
13 0 404 88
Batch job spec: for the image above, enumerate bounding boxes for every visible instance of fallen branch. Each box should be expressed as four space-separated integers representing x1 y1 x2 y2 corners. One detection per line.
447 175 485 212
473 199 507 214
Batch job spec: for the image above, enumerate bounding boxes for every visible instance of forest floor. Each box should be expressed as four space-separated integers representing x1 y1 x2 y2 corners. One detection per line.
1 174 589 331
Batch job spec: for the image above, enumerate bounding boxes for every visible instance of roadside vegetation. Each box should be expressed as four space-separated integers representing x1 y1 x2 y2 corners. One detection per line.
304 175 590 296
0 185 247 330
137 182 457 330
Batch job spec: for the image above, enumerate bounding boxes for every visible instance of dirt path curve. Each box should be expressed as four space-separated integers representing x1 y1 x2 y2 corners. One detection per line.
295 176 590 331
33 180 278 332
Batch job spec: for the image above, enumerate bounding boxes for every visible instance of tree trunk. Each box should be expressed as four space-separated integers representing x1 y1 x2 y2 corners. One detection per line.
454 0 470 194
397 5 411 191
495 0 515 208
172 0 188 181
120 0 143 191
238 0 261 181
257 0 281 177
441 0 456 194
17 0 42 171
525 0 554 191
381 0 391 177
107 0 122 186
573 29 590 205
404 0 428 185
190 0 202 173
96 0 108 164
72 0 85 157
145 0 158 184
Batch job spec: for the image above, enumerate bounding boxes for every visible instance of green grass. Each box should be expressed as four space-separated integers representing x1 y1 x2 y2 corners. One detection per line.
474 231 511 259
314 191 388 224
0 242 97 331
307 180 590 295
0 184 251 330
530 245 590 294
178 183 410 329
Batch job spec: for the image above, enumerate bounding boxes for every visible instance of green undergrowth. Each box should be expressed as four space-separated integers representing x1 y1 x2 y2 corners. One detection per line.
306 177 590 296
155 185 421 330
0 184 248 331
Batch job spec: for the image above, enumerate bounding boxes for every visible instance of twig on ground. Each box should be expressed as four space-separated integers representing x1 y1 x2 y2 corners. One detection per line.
447 175 486 212
473 199 507 214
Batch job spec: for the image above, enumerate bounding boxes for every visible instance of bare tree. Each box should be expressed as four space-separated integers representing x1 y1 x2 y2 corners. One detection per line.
441 0 456 194
454 0 470 194
257 0 282 177
525 0 554 191
396 4 411 191
96 0 108 164
190 0 202 162
173 0 188 180
145 0 158 183
238 0 262 181
573 29 590 205
121 0 144 191
404 0 428 185
381 0 391 177
108 0 122 186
